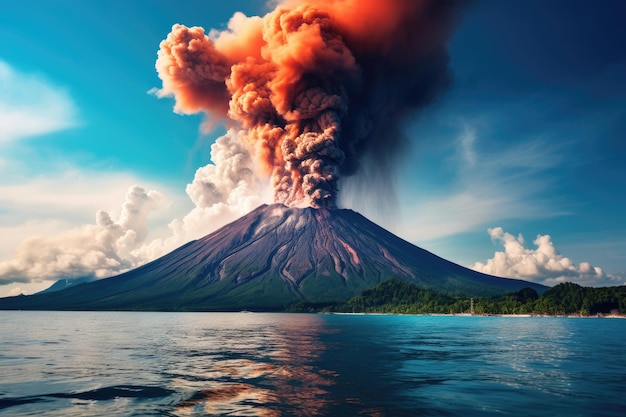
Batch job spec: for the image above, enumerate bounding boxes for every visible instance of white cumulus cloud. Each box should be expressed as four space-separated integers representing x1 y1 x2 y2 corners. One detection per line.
472 227 622 287
0 186 163 285
0 61 78 142
0 128 269 294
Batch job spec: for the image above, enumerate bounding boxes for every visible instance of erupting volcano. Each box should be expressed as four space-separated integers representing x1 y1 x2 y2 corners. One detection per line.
0 0 550 311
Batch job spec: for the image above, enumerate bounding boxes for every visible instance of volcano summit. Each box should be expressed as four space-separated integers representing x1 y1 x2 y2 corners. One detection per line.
0 204 544 311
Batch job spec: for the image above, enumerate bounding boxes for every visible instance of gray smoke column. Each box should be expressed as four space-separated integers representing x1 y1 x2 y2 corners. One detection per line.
156 0 466 208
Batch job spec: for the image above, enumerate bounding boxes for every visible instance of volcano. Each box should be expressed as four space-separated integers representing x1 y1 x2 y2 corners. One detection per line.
0 204 545 311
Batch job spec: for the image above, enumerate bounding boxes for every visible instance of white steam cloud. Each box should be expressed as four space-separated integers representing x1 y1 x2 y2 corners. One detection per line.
0 186 163 284
472 227 621 287
0 129 268 292
136 129 269 261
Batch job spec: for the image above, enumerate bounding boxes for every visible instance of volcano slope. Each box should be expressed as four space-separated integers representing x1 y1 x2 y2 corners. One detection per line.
0 204 546 311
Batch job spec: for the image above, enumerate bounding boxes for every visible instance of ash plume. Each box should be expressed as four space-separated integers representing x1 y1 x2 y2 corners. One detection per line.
156 0 466 208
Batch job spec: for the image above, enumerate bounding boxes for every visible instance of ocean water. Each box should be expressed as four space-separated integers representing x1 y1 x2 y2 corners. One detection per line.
1 312 625 417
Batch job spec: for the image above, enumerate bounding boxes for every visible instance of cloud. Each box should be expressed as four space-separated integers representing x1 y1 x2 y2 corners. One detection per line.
472 227 623 287
0 170 183 260
399 192 529 242
459 124 476 168
135 129 270 260
0 171 158 220
7 287 24 297
0 128 269 292
0 61 78 143
0 186 163 285
396 123 565 242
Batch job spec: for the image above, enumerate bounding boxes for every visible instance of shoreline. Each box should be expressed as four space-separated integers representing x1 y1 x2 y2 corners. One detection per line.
325 312 626 319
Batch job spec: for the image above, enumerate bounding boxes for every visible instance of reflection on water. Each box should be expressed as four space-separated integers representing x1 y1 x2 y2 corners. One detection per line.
162 313 335 416
1 312 626 416
0 312 338 417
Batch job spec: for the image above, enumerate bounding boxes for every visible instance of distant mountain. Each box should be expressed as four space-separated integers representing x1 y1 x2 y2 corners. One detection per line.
0 204 546 311
37 276 96 294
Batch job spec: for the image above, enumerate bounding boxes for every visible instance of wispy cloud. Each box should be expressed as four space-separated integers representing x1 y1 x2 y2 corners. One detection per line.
459 124 476 168
0 61 78 143
397 123 566 243
0 169 180 226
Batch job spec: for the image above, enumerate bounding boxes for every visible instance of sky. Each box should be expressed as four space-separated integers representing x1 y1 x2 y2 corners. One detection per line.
1 0 625 297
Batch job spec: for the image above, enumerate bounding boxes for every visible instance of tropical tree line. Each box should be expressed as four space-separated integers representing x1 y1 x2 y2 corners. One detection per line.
288 279 626 316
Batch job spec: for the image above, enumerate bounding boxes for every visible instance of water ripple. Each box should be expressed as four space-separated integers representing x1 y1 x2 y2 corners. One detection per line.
1 312 626 416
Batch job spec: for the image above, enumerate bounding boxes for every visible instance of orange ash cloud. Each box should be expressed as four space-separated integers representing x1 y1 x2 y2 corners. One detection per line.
156 0 466 208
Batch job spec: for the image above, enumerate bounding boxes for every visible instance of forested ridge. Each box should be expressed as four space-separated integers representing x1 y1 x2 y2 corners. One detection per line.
289 279 626 316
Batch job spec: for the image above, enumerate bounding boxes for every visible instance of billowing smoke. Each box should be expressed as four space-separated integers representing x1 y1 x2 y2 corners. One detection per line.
155 0 465 208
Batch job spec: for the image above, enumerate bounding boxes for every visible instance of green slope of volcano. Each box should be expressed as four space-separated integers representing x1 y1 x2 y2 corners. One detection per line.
0 204 546 311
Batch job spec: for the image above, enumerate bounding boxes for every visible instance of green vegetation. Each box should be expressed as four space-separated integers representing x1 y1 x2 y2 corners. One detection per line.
288 279 626 316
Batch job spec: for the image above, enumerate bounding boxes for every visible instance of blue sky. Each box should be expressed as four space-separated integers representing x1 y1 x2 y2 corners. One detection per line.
1 0 624 296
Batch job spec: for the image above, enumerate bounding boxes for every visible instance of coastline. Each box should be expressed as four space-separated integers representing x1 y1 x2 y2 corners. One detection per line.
324 312 626 319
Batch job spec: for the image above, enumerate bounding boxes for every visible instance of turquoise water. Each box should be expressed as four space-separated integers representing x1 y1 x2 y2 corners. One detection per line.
1 312 625 416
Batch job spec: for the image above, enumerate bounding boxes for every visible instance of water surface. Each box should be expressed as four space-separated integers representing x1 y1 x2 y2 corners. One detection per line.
1 312 625 416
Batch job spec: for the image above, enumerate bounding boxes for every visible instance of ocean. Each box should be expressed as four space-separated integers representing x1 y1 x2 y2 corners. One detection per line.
1 311 625 416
